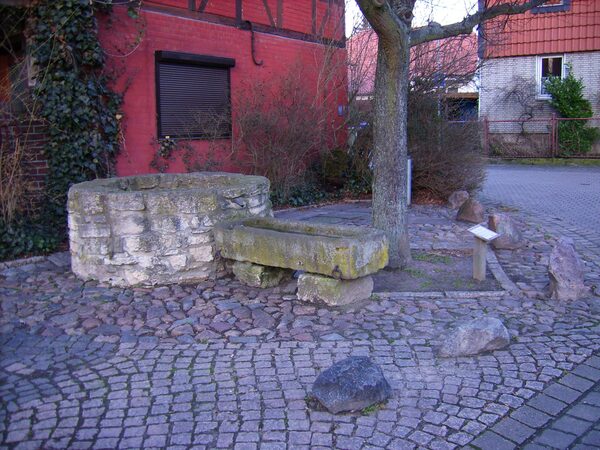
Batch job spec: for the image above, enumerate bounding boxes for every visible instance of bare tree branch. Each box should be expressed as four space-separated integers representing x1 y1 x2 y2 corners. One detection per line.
410 0 550 46
355 0 410 45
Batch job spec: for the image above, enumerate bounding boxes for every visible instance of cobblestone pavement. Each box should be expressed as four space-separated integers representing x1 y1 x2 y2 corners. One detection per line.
481 164 600 234
2 201 600 449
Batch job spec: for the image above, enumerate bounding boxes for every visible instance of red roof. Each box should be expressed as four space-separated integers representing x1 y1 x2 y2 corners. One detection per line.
348 29 478 96
484 0 600 58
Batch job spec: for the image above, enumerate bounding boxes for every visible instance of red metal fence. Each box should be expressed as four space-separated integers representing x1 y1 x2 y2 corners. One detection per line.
480 114 600 159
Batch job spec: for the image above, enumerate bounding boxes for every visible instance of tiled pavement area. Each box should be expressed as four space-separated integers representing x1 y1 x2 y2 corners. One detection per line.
481 164 600 235
1 200 600 449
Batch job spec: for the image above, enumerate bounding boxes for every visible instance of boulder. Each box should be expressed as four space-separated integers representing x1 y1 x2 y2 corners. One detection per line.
311 356 392 413
439 316 510 357
488 213 524 250
232 261 289 288
549 237 588 301
448 190 470 209
297 273 373 306
456 198 485 223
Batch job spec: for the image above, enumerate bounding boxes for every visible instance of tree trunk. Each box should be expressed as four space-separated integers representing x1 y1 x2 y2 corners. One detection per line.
372 36 411 269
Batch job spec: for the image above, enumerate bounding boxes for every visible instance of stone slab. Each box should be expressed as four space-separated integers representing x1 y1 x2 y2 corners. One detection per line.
214 218 388 279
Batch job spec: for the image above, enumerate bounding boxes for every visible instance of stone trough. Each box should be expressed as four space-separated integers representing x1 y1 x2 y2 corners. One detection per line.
214 218 388 305
68 172 271 287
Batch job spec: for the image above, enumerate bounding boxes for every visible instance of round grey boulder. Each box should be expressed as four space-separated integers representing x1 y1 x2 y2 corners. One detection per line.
439 316 510 357
311 357 392 414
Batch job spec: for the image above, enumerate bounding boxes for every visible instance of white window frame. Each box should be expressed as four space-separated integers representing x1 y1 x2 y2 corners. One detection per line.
539 0 564 6
536 54 566 99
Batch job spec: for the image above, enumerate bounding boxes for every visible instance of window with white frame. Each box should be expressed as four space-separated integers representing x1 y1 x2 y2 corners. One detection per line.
537 55 564 98
532 0 571 14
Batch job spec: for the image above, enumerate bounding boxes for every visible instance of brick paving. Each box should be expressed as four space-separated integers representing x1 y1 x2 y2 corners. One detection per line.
1 197 600 449
481 164 600 234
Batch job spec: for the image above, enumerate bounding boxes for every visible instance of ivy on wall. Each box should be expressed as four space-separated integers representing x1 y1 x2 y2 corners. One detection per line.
30 0 122 221
0 0 124 259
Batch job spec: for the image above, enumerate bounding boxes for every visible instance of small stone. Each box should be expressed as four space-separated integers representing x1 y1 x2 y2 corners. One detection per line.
232 261 289 288
147 306 166 320
171 324 194 336
311 356 392 414
50 313 78 327
448 191 469 209
81 318 101 330
91 324 121 336
548 237 588 301
297 274 373 306
488 213 524 250
439 316 510 357
456 198 484 223
251 309 275 329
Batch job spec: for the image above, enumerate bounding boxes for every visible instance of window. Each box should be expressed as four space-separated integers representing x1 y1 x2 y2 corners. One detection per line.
156 51 235 139
537 55 564 98
532 0 571 14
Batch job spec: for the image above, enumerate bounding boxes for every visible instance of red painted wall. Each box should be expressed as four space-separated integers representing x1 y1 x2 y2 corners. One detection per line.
98 0 346 176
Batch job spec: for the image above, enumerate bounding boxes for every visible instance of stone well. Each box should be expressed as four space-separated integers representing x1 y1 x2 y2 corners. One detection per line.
68 172 272 287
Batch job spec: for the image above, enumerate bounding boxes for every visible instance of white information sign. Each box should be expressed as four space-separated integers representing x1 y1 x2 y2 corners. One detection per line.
468 225 500 243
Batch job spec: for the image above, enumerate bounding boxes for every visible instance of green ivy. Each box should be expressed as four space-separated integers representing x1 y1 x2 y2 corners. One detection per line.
30 0 122 226
545 71 599 155
0 218 61 261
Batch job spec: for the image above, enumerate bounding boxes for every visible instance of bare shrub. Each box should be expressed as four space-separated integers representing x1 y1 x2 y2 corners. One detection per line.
232 65 335 201
0 119 33 223
408 94 486 200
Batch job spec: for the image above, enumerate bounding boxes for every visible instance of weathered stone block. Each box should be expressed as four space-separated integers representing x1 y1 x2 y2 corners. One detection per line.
113 213 147 235
188 245 213 263
456 198 485 223
106 192 145 211
233 261 290 288
79 224 111 239
448 190 469 209
488 213 524 250
549 237 588 301
68 172 271 287
297 273 374 306
214 218 388 279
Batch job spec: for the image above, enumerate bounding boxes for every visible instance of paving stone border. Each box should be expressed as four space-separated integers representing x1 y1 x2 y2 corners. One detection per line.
0 255 46 270
471 354 600 449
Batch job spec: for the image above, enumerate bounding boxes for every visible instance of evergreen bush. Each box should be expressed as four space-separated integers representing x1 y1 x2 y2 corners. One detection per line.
545 71 599 155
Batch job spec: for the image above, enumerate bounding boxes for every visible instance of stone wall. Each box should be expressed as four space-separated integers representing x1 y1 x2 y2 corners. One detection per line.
67 172 272 287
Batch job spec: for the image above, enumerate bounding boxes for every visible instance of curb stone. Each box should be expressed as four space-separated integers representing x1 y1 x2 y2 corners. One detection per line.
0 255 46 270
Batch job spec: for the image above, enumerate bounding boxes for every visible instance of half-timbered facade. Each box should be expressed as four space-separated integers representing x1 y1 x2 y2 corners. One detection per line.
99 0 346 175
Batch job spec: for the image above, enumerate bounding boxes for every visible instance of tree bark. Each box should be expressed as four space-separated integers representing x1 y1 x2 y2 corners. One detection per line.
356 0 550 269
372 35 411 268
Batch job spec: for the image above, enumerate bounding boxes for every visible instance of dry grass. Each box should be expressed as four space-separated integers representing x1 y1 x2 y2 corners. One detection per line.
0 137 30 224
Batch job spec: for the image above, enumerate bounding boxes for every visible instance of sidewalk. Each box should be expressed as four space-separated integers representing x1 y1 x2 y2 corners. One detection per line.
1 201 599 449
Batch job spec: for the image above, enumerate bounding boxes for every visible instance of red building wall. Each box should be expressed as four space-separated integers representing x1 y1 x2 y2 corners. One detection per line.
98 0 347 176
